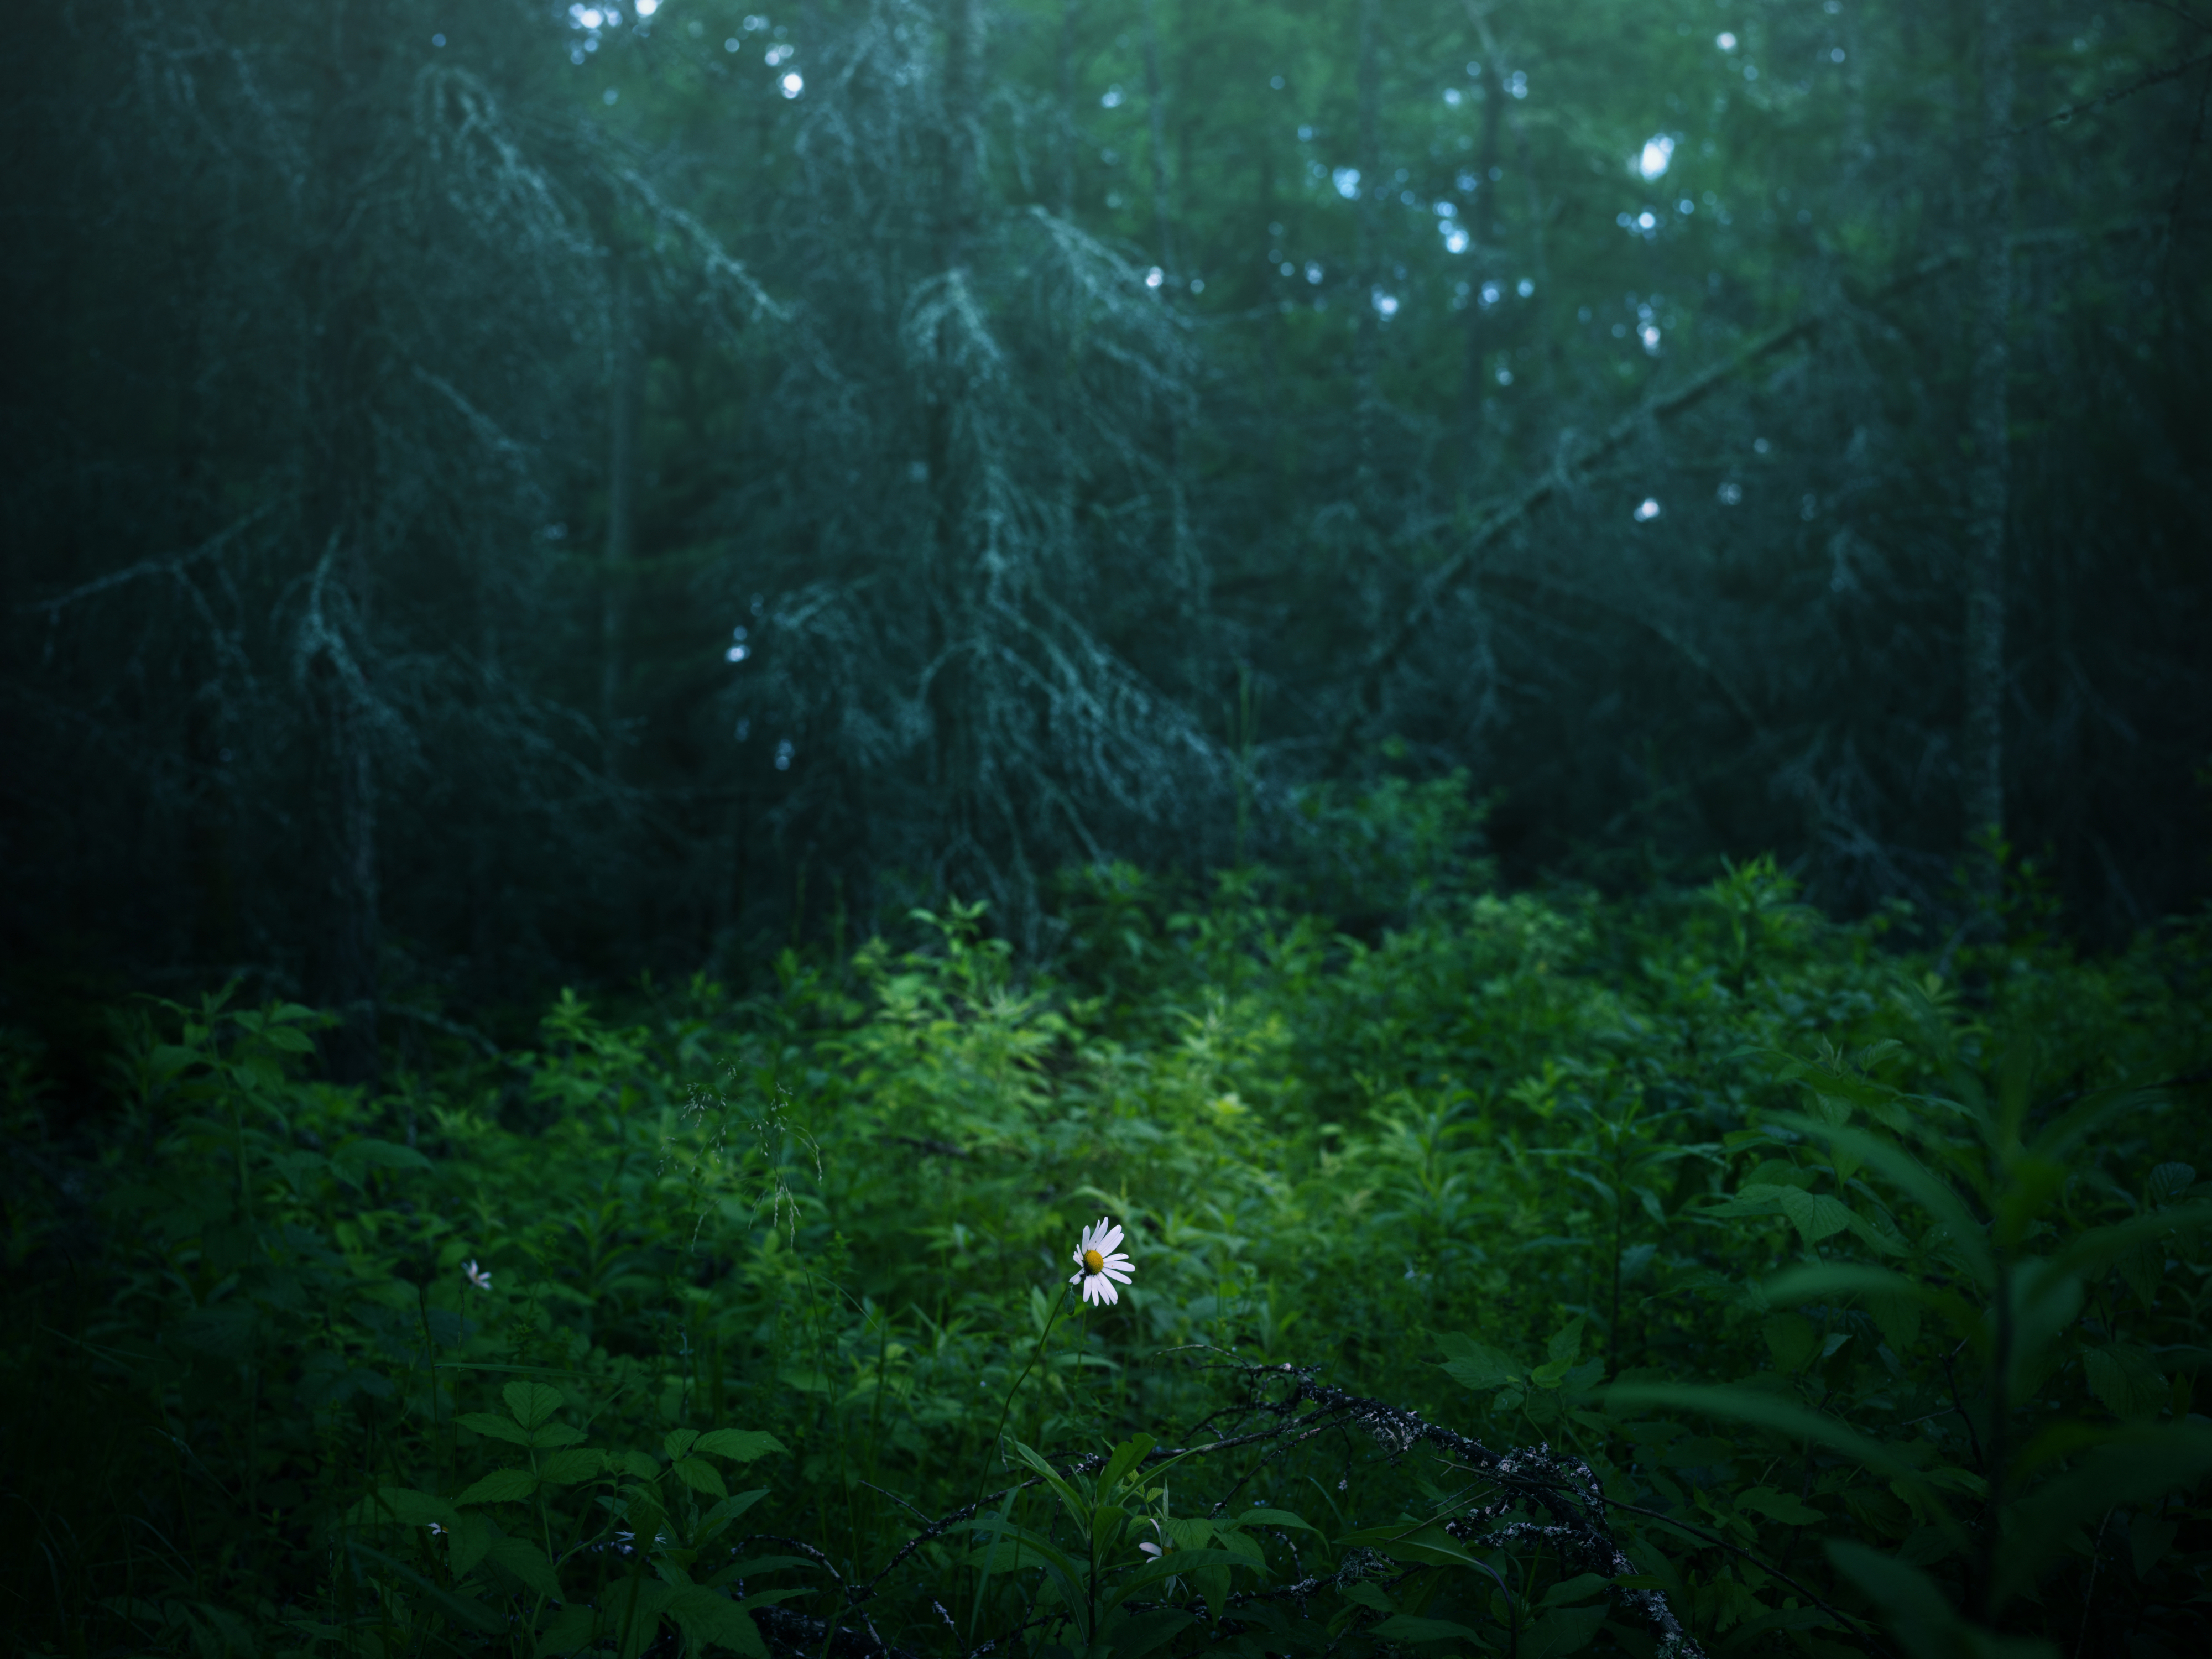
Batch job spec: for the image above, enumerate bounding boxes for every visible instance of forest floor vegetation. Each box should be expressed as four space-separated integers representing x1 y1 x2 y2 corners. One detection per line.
4 848 2210 1659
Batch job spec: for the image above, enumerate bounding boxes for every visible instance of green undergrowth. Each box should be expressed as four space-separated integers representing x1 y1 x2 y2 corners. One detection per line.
6 844 2211 1659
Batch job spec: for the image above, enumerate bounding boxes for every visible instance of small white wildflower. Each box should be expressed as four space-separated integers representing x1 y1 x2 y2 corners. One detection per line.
463 1259 492 1292
1069 1216 1135 1307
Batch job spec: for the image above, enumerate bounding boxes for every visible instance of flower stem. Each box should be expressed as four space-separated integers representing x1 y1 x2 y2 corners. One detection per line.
973 1286 1070 1507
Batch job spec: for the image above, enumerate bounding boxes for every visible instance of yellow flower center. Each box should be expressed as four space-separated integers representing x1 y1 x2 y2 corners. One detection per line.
1083 1248 1105 1274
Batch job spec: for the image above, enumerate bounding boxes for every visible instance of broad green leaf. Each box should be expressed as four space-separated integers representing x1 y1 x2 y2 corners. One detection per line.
331 1139 435 1183
671 1455 728 1499
1992 1424 2212 1610
2131 1513 2179 1579
957 1516 1083 1580
538 1448 604 1485
705 1556 813 1588
1235 1507 1319 1532
1524 1603 1609 1658
615 1449 660 1480
538 1605 599 1656
530 1421 587 1449
1605 1384 1924 1487
1100 1608 1194 1659
664 1428 701 1459
694 1429 788 1463
448 1510 496 1578
1840 1207 1910 1257
1218 1527 1264 1567
599 1577 679 1659
2082 1344 2166 1421
1778 1186 1855 1248
1992 1157 2067 1249
1104 1546 1275 1613
2054 1204 2212 1281
455 1411 534 1447
2023 1086 2167 1169
1737 1485 1824 1525
1010 1440 1090 1533
176 1304 256 1363
1826 1541 2054 1659
966 1514 1092 1639
1335 1522 1483 1570
665 1584 768 1658
1720 1604 1846 1651
454 1468 538 1506
1547 1317 1585 1364
1770 1118 1995 1288
1099 1431 1156 1496
2147 1162 2197 1206
487 1535 562 1599
696 1489 768 1543
1373 1614 1486 1645
345 1541 507 1635
503 1381 564 1429
1439 1333 1521 1391
1763 1314 1818 1373
1763 1264 1978 1342
1539 1573 1609 1608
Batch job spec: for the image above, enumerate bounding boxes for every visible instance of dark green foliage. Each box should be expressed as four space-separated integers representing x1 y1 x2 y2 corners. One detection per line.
4 0 2210 1009
5 837 2208 1655
4 6 2211 1651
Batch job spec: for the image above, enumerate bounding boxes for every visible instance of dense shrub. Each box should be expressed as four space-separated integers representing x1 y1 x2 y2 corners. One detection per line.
4 856 2209 1657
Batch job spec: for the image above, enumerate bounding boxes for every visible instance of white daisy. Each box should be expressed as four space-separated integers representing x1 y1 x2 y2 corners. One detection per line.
462 1259 492 1292
1068 1216 1135 1306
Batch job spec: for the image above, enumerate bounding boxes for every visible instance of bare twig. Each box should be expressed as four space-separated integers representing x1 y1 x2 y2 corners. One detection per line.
2015 48 2212 130
1327 220 2161 766
851 1358 1708 1657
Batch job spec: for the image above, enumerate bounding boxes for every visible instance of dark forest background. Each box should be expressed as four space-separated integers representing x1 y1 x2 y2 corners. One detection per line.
6 0 2209 1053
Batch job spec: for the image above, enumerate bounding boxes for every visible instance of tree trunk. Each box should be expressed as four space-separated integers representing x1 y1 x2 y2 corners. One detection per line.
1056 0 1077 217
1963 0 2015 878
601 256 638 782
1353 0 1381 518
1141 0 1174 279
1456 52 1506 498
926 0 984 858
309 622 380 1087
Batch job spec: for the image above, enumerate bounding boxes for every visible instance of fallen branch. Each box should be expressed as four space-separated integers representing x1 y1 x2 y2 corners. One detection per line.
843 1358 1709 1659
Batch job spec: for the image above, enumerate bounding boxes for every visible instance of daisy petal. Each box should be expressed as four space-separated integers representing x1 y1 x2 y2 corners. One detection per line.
1104 1266 1131 1283
1096 1277 1119 1305
1099 1224 1124 1255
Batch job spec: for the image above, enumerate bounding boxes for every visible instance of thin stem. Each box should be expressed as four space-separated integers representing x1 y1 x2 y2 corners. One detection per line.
973 1288 1070 1508
2075 1507 2116 1659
